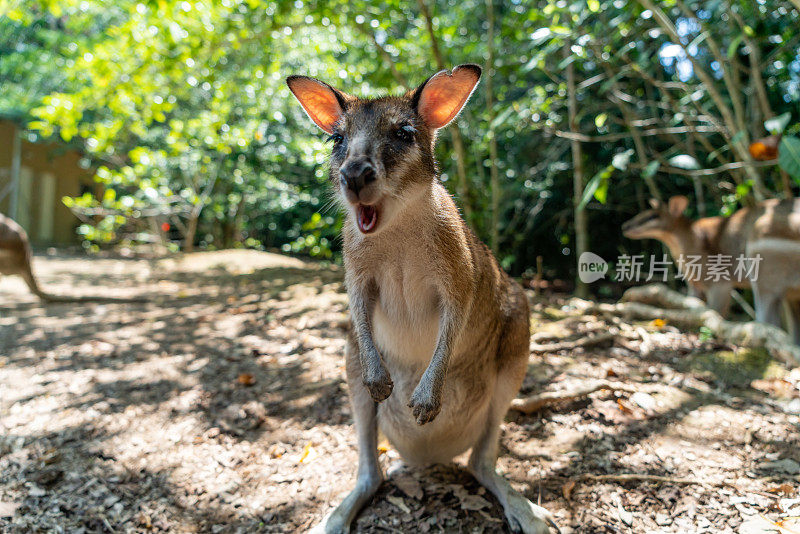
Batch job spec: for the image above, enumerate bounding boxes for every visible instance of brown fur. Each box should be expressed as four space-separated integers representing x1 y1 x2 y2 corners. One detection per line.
288 66 556 533
0 213 51 299
0 213 144 303
623 196 800 342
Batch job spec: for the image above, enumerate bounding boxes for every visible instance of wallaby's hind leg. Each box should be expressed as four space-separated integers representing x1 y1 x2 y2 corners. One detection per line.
705 282 732 316
753 282 783 328
20 262 47 300
468 377 557 533
468 316 558 534
321 335 383 534
786 299 800 346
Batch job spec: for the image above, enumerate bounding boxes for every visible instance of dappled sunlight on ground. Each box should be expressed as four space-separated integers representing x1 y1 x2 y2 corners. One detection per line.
1 251 798 532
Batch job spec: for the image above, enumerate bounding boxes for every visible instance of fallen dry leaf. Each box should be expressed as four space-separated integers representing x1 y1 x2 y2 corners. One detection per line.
562 479 576 500
768 484 797 496
298 442 318 464
237 373 256 386
617 398 635 415
774 516 800 534
459 494 491 511
630 391 657 411
0 500 21 519
752 378 798 399
394 474 423 500
387 495 411 514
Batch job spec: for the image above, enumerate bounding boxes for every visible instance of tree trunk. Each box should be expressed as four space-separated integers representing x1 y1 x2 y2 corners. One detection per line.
485 0 500 254
566 41 589 298
184 210 199 252
417 0 473 224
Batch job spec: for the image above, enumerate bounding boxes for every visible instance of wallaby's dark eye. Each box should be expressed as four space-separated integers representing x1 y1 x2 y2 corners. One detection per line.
395 124 415 142
327 133 344 144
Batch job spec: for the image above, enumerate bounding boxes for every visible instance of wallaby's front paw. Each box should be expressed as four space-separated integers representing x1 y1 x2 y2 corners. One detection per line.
363 368 393 402
407 388 441 425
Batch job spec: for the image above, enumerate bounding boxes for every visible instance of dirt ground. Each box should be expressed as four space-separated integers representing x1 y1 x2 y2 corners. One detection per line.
1 250 799 533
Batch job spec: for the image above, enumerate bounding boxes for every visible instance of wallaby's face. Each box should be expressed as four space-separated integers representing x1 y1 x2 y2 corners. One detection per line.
324 98 436 234
287 65 481 235
622 195 689 240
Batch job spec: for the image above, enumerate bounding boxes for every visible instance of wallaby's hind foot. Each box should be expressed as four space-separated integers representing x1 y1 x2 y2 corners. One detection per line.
315 337 383 533
322 472 382 534
468 325 560 533
786 298 800 346
469 423 558 534
501 490 559 534
470 432 559 534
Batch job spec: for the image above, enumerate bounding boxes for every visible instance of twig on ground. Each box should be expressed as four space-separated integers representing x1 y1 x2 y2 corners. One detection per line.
620 284 706 309
572 283 800 367
575 473 798 499
635 326 654 355
530 332 617 353
510 380 657 413
578 473 716 486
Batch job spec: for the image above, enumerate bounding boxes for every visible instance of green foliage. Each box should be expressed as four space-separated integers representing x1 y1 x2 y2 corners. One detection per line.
779 136 800 182
579 165 613 211
3 0 800 278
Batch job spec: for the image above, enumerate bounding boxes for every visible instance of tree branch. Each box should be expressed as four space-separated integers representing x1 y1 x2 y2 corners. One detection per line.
637 0 769 199
553 125 719 142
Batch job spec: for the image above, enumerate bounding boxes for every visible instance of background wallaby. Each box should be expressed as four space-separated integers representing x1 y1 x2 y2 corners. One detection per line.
287 66 557 533
0 213 142 303
622 195 800 343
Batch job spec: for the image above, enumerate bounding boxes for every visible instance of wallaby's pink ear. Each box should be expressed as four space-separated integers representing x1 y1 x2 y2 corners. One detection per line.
286 76 348 134
412 64 482 130
668 195 689 217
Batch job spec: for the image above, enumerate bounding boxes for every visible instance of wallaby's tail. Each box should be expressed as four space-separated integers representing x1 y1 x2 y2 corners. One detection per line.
20 247 53 301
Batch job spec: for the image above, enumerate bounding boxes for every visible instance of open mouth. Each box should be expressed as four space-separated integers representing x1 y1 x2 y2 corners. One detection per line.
356 204 379 234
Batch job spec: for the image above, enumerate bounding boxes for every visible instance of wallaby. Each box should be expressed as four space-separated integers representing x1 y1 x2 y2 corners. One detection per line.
0 213 143 303
622 195 800 343
287 66 557 533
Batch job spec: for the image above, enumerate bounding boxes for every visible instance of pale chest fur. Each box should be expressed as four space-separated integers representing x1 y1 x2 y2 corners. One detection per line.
344 189 456 371
370 250 441 369
348 235 490 466
346 225 442 371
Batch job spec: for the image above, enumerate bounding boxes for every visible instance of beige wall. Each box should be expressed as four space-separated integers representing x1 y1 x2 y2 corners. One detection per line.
0 120 93 245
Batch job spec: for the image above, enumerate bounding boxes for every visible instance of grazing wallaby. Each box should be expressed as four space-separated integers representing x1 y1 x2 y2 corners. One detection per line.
287 66 557 533
622 195 800 342
0 213 142 303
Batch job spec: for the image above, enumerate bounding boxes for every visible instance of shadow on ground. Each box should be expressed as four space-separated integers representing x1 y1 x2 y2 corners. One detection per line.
1 251 798 533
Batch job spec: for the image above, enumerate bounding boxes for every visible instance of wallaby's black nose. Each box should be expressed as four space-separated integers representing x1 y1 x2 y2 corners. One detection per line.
339 159 376 197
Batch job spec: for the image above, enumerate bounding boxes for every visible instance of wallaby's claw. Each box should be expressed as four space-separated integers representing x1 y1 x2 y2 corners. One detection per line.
407 390 441 425
363 369 393 402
